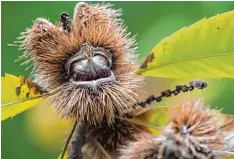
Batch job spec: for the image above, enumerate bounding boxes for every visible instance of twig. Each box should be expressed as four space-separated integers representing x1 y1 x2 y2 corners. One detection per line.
60 12 71 33
138 80 207 107
61 120 78 159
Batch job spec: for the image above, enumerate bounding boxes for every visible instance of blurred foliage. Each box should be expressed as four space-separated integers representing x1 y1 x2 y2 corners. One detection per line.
24 104 72 152
2 1 234 159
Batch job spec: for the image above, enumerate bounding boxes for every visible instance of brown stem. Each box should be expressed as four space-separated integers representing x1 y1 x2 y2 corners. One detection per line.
60 12 71 33
68 122 88 159
139 80 207 107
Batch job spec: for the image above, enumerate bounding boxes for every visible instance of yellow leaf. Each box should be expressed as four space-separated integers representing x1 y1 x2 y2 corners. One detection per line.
58 148 69 159
137 11 234 79
132 106 170 135
1 74 44 121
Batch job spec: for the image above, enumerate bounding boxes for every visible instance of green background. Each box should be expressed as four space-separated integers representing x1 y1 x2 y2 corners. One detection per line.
2 1 234 159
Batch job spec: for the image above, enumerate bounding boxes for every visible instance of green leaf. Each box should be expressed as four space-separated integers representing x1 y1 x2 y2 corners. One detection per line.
137 11 234 79
1 74 44 121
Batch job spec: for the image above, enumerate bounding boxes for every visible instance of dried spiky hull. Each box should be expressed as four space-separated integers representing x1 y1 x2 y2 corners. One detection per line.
119 99 234 159
18 2 143 124
120 132 219 159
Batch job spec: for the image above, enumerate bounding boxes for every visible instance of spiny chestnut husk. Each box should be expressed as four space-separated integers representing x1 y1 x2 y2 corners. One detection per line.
18 2 143 124
119 99 234 159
